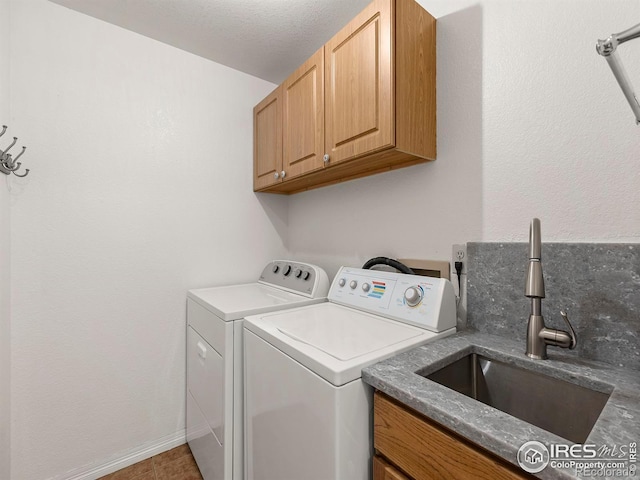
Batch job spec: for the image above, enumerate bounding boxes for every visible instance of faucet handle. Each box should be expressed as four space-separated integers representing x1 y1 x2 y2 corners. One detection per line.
560 310 577 349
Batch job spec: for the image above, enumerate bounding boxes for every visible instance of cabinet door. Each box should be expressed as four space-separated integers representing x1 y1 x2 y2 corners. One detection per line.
325 0 394 165
374 392 533 480
253 86 282 190
374 456 410 480
283 47 325 180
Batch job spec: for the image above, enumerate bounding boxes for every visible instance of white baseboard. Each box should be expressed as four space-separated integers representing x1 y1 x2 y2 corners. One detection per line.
50 429 187 480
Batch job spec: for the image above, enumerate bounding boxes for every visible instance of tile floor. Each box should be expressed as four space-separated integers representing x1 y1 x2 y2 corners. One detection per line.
98 444 203 480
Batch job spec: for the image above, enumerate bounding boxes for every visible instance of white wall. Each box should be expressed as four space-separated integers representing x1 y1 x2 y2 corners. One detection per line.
9 1 284 479
287 0 640 278
481 0 640 241
0 1 11 477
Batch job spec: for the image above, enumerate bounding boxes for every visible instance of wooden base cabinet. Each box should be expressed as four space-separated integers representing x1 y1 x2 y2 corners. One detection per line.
374 455 410 480
373 392 535 480
253 0 436 194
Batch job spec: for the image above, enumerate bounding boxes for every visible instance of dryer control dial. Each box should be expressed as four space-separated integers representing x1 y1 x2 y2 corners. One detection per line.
283 265 292 276
338 278 346 287
404 286 424 307
350 280 358 290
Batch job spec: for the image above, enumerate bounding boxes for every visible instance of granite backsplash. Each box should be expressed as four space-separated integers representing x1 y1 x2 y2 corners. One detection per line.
466 242 640 370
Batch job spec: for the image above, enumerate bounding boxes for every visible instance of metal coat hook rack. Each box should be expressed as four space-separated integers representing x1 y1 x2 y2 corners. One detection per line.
0 125 30 177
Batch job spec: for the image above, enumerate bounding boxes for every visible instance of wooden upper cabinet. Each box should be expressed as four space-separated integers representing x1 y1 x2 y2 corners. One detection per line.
283 47 325 180
325 0 393 165
253 86 282 190
394 0 436 159
253 0 436 194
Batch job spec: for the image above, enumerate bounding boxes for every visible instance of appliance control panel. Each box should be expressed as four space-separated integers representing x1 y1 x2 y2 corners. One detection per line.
329 267 456 333
259 260 330 298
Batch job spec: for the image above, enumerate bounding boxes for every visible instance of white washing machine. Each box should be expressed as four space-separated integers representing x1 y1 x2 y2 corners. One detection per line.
186 260 330 480
243 266 457 480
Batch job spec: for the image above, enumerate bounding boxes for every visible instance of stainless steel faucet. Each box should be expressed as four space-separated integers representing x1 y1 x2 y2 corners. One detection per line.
525 218 577 359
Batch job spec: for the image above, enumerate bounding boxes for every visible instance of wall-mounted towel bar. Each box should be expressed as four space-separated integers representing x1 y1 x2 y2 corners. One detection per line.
0 125 30 177
597 23 640 125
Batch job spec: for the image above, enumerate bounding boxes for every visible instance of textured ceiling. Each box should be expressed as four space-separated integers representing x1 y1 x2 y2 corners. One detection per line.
49 0 372 84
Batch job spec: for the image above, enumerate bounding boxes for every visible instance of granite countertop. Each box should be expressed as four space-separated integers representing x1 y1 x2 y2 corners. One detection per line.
362 330 640 480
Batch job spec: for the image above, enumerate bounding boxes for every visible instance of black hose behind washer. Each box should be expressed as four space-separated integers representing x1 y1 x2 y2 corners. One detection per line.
361 257 414 275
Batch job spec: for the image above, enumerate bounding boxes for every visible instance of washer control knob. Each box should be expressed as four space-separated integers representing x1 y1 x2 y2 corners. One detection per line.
295 268 302 278
338 278 346 287
350 280 358 290
272 264 280 274
362 283 371 292
404 286 423 307
283 265 292 276
303 271 311 281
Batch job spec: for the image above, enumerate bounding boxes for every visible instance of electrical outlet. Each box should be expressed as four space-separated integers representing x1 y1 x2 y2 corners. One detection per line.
451 243 468 327
452 244 467 275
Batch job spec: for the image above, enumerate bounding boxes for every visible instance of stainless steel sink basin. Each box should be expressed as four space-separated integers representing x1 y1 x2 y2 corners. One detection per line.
424 353 611 443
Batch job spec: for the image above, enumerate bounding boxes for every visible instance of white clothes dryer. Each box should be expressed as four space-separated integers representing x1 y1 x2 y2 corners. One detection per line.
186 260 330 480
243 266 457 480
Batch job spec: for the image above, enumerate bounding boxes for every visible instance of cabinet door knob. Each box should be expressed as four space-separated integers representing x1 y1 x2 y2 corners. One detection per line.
323 154 330 164
281 170 286 179
274 172 280 179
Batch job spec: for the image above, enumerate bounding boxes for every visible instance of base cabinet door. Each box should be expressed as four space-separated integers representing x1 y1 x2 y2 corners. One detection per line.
373 456 409 480
374 392 534 480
